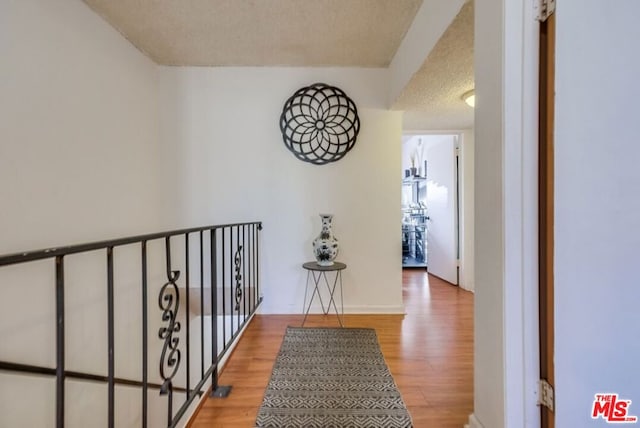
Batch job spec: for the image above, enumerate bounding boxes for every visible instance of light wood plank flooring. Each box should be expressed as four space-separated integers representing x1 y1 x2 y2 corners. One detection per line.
190 270 473 427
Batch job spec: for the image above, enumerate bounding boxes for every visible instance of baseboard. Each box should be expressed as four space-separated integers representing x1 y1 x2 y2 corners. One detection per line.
258 304 407 315
343 304 406 314
459 282 475 293
467 413 484 428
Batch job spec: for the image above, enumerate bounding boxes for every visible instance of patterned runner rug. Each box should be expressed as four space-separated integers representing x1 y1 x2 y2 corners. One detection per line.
255 327 413 428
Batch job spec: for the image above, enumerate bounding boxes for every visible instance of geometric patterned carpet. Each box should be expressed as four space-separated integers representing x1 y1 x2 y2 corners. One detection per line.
255 327 413 427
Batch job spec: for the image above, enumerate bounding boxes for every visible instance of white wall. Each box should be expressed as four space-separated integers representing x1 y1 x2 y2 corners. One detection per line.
555 1 640 426
0 0 163 426
158 67 404 314
472 0 507 425
0 0 164 252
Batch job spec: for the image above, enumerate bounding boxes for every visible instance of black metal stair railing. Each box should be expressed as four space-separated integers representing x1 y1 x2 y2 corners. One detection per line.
0 221 263 428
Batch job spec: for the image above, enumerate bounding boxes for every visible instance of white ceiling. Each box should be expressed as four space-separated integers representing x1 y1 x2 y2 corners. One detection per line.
82 0 473 129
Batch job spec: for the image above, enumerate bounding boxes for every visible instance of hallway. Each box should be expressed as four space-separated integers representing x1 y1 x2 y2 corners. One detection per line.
191 271 473 427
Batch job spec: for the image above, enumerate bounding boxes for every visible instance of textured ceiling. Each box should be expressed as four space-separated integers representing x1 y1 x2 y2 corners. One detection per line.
393 1 474 129
82 0 474 129
82 0 423 66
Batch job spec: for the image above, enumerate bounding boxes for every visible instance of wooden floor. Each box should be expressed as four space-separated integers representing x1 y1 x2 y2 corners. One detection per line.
189 270 474 428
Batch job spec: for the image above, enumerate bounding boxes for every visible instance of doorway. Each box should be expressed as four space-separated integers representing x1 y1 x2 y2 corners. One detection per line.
401 132 472 289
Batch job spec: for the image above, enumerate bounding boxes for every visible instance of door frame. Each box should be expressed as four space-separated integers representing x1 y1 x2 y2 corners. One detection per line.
401 130 469 289
501 1 542 427
538 11 555 428
469 2 542 427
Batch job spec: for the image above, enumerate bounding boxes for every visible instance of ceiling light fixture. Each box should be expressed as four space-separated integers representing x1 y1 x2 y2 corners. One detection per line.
462 90 475 108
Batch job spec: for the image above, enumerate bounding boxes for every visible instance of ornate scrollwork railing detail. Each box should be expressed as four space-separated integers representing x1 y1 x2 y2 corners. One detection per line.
0 222 264 427
234 245 243 311
158 238 181 395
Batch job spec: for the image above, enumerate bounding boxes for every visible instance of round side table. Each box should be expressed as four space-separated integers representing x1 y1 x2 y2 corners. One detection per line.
301 261 346 327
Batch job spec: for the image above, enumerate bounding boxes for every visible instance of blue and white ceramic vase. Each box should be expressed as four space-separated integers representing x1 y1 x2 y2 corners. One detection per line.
312 214 339 266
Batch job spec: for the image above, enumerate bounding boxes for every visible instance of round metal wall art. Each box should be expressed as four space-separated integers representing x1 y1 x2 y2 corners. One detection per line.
279 83 360 165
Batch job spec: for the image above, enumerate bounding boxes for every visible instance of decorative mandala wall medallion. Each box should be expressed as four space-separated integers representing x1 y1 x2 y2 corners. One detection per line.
279 83 360 165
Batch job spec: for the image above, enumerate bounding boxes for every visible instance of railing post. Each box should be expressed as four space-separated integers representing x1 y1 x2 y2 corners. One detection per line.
228 227 233 336
184 234 191 399
107 247 115 428
141 241 148 428
211 227 232 397
55 256 65 428
257 222 263 302
242 224 247 321
199 231 205 380
221 228 227 346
